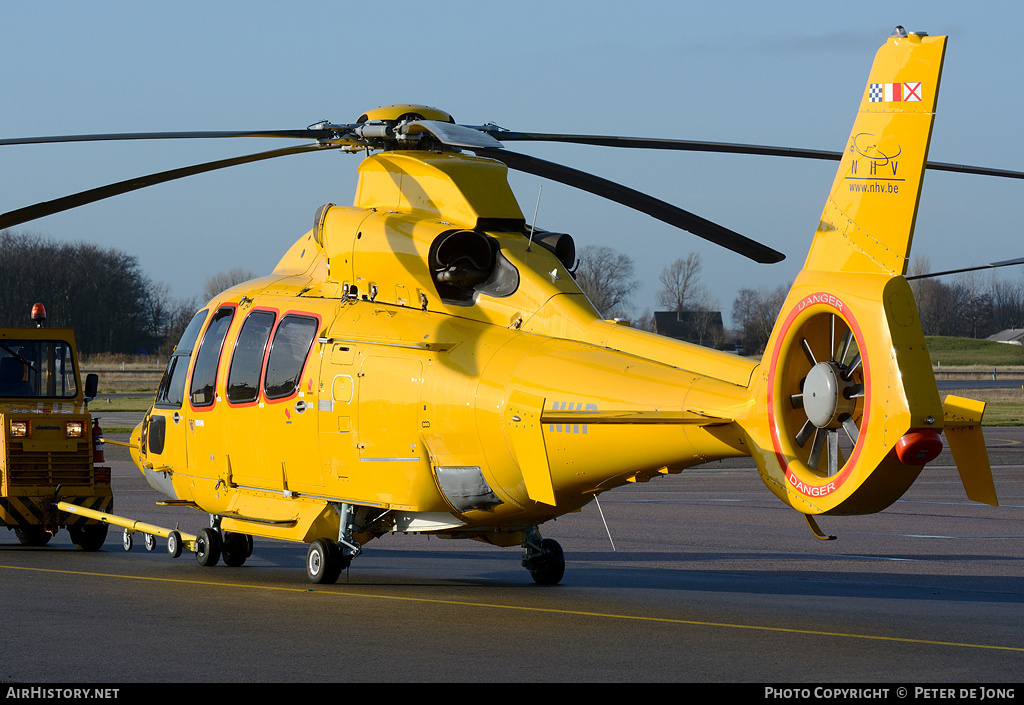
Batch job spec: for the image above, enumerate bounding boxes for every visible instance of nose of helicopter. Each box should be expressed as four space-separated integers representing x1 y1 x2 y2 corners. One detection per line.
129 417 145 467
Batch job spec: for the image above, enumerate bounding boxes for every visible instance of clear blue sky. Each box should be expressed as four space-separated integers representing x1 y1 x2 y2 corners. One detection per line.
3 1 1023 325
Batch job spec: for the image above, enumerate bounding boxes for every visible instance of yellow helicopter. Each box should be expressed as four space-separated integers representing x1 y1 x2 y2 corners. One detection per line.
0 27 1007 584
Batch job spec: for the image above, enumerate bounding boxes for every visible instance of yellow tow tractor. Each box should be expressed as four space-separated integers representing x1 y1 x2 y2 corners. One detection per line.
1 304 110 550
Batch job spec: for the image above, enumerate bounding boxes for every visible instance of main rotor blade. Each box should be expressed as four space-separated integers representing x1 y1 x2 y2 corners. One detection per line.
481 130 841 162
11 125 1024 181
0 144 330 230
0 129 337 147
474 147 785 263
479 130 1024 181
905 256 1024 280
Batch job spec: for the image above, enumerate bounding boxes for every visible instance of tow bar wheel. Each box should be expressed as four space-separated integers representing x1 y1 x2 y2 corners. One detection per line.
167 530 182 558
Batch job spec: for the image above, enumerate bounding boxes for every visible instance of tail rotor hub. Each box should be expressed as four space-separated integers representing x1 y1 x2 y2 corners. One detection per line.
803 361 858 429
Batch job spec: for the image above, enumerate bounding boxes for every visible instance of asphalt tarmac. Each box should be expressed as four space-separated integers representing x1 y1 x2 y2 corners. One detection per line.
1 427 1022 684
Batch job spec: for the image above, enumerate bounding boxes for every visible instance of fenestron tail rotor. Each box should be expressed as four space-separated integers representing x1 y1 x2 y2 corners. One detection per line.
787 311 865 478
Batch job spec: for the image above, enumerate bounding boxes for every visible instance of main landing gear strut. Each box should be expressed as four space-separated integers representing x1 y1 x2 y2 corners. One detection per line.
521 527 565 585
305 502 361 585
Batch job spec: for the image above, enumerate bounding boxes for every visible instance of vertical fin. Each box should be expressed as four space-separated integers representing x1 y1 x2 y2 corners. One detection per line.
805 29 947 275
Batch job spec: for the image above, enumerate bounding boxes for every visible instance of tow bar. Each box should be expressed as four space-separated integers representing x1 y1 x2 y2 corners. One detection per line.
57 501 194 558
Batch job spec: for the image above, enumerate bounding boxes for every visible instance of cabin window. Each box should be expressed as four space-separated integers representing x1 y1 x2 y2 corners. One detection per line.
264 315 318 400
147 414 166 454
189 307 235 407
226 310 275 404
155 309 208 408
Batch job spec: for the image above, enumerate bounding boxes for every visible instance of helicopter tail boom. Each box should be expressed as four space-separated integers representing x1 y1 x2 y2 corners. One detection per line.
740 29 996 516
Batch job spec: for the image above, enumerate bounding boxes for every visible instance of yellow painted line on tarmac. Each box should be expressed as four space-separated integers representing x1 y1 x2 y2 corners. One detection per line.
4 563 1022 653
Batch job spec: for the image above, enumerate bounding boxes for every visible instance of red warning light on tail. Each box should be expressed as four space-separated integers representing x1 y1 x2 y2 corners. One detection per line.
895 430 942 465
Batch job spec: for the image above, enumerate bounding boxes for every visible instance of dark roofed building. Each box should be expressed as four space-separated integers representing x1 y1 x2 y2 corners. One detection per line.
652 310 724 348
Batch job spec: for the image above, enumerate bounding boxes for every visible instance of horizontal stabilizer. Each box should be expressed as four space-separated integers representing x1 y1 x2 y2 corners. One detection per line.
942 395 997 506
508 391 556 506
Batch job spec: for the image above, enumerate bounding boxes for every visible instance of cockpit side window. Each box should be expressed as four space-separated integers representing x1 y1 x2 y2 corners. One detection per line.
155 309 209 409
226 310 275 404
188 307 235 408
264 315 318 400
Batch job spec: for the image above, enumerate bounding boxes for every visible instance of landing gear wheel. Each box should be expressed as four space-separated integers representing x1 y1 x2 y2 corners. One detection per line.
195 527 221 567
122 529 133 551
167 530 182 558
69 524 108 551
525 538 565 585
306 538 348 584
15 527 51 547
222 532 251 567
144 533 156 551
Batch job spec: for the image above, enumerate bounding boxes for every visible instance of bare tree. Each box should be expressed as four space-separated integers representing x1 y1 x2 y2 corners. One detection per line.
159 294 202 354
989 274 1024 332
732 284 789 354
956 271 993 339
654 252 722 345
574 245 640 319
0 230 176 354
908 255 931 283
203 267 257 302
633 309 655 332
657 253 708 312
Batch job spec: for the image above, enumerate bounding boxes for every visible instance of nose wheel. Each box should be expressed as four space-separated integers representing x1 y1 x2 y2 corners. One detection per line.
194 527 221 567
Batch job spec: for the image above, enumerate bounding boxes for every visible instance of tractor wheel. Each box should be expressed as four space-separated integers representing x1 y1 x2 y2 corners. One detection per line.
69 523 108 551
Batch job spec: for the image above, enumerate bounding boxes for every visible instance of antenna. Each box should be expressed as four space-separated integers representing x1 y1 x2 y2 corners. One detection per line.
526 185 542 251
594 495 616 551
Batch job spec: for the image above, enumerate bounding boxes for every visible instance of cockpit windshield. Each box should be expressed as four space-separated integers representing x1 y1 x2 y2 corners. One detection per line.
0 339 78 398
